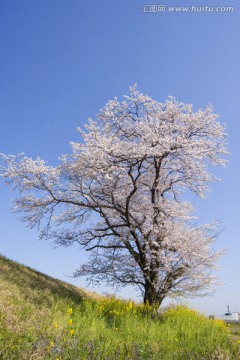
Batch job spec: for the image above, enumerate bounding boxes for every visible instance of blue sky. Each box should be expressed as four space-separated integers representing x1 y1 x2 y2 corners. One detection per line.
0 0 240 315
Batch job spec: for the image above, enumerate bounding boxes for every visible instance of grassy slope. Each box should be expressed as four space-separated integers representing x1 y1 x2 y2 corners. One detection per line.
1 254 240 360
0 254 99 359
0 254 98 306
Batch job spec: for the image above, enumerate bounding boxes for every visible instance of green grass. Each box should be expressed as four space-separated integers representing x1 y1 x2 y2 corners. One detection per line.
229 323 240 342
0 254 239 359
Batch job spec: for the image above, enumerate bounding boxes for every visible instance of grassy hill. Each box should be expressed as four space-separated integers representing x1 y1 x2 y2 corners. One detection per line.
1 255 240 359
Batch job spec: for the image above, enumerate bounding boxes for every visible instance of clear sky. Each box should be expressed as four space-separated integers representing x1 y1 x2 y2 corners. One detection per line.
0 0 240 315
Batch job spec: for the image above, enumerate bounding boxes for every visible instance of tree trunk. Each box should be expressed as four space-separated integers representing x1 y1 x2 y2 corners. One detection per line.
143 280 165 307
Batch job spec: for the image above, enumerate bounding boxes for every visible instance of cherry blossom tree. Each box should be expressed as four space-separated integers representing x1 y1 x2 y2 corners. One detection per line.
0 86 228 306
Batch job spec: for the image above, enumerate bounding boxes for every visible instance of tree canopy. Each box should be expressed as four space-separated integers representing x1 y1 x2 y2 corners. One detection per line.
0 86 228 305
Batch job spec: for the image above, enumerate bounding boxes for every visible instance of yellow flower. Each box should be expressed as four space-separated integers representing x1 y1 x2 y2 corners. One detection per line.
46 341 55 352
69 329 75 336
67 307 73 315
68 319 73 326
53 322 58 329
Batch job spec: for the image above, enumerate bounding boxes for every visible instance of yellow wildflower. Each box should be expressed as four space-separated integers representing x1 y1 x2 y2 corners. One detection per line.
69 329 75 336
53 322 58 329
68 319 73 326
67 308 73 315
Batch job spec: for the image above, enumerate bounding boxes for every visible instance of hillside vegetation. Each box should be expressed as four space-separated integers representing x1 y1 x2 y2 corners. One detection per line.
0 255 239 359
